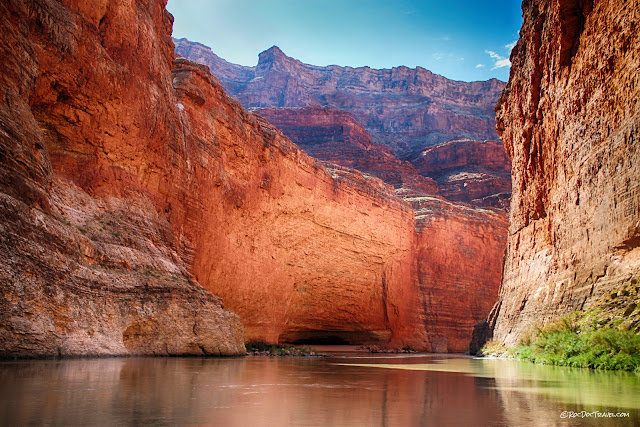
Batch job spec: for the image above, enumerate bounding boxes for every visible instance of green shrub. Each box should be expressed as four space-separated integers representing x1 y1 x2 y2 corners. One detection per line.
515 315 640 372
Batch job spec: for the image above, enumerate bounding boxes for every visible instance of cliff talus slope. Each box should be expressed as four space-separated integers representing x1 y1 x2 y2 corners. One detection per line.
492 0 640 345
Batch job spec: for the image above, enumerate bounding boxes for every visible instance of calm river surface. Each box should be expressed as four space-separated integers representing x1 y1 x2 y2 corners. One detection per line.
1 352 639 426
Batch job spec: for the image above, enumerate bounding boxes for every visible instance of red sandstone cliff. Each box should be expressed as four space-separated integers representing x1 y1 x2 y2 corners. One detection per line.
0 0 510 356
411 197 509 352
491 0 640 345
255 106 440 197
0 0 244 357
412 139 512 208
0 0 430 354
251 106 509 351
171 60 426 347
174 38 505 158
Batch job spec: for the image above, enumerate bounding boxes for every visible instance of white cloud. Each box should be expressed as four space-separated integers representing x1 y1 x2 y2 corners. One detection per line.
485 50 511 69
505 40 517 51
432 52 463 62
476 63 485 68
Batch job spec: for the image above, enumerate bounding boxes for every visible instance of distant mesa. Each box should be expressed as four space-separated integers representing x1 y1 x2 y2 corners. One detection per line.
173 37 506 158
174 37 511 208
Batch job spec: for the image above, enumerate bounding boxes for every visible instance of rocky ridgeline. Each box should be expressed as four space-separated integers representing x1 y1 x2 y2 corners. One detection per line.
175 40 512 352
174 39 505 158
175 38 513 207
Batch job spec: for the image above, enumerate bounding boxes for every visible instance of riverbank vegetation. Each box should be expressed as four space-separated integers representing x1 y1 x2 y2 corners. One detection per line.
513 317 640 372
482 313 640 372
482 280 640 372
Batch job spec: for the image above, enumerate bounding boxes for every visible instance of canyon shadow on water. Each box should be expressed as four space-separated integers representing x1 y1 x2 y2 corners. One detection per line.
1 353 639 426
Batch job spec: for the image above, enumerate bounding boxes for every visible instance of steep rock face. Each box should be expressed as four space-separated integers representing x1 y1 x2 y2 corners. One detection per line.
410 197 509 352
255 106 440 197
492 0 640 345
172 61 426 347
174 38 505 157
412 139 512 208
175 39 511 352
0 0 244 357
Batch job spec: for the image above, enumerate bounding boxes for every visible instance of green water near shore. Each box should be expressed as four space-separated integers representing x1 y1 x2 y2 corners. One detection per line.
1 353 639 426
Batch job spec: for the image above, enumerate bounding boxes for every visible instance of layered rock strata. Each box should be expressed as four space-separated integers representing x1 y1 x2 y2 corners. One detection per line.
1 0 435 354
491 0 640 345
410 197 509 352
255 106 440 197
0 0 244 357
0 0 512 355
174 38 505 158
251 106 510 351
411 139 512 208
171 60 426 347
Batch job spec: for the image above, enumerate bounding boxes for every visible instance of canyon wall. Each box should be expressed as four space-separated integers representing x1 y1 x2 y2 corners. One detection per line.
0 0 433 355
172 60 426 346
0 0 244 357
410 197 509 352
175 38 512 352
492 0 640 345
411 139 512 208
255 106 440 197
174 39 505 158
252 107 509 351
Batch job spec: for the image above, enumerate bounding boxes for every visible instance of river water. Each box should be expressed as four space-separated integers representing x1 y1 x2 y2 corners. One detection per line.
1 352 639 426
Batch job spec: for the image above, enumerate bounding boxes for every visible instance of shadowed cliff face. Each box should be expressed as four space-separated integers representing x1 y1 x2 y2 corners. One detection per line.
0 0 244 357
492 0 640 345
174 38 505 158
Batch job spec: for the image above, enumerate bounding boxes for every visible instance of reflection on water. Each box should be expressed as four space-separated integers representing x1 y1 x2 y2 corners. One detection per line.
1 354 638 426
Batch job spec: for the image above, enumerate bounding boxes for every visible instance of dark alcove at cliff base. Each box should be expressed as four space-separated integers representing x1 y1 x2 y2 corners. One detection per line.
278 330 389 346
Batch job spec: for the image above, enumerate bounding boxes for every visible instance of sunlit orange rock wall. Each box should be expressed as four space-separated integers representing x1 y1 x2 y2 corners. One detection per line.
492 0 640 345
172 61 426 347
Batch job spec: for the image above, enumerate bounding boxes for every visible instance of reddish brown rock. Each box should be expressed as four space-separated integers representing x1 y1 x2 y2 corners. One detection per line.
255 106 440 197
491 0 640 345
0 0 508 356
409 197 509 352
174 38 505 157
0 0 427 353
0 0 244 357
171 60 426 348
411 139 512 208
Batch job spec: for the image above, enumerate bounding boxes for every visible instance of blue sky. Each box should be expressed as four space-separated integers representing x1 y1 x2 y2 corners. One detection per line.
166 0 522 83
